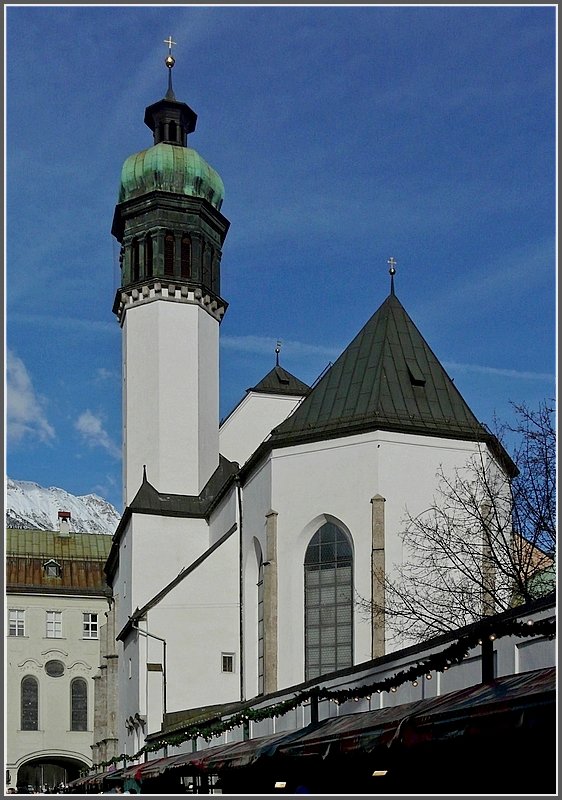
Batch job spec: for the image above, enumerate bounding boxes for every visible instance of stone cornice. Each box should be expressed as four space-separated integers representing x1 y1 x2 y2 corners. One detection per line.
112 279 228 326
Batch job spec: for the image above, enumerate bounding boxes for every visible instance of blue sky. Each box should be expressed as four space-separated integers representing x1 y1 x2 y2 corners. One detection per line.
5 5 556 511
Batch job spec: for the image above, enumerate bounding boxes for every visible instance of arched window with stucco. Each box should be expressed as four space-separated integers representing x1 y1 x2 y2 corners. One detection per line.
70 678 88 731
304 522 353 680
21 676 39 730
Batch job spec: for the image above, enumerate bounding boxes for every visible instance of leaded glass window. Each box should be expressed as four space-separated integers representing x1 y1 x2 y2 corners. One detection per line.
21 676 38 730
71 678 87 731
304 522 353 680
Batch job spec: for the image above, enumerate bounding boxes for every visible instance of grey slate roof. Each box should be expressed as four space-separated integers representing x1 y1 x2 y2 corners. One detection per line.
249 366 310 396
269 291 501 449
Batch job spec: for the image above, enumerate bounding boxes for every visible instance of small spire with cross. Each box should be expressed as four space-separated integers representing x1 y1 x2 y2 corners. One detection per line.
275 340 282 367
163 36 177 98
387 257 397 295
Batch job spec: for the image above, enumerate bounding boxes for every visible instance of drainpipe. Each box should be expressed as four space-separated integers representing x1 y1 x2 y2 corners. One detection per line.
236 477 245 703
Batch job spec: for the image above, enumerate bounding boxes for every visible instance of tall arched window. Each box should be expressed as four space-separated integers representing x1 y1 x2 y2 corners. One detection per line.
132 239 140 282
21 676 39 730
164 233 175 276
304 522 353 680
70 678 88 731
169 121 177 143
180 235 191 279
144 234 153 278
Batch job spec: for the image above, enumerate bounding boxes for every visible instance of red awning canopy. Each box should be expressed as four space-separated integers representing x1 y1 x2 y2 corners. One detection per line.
275 666 556 759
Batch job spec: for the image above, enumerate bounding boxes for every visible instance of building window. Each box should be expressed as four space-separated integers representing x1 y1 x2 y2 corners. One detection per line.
46 611 62 638
132 238 140 282
45 660 65 677
169 120 177 143
221 653 235 673
43 559 62 578
145 234 153 278
21 676 39 731
257 556 264 694
304 522 353 681
83 613 99 639
70 678 88 731
202 242 213 288
164 233 175 276
9 609 25 637
180 235 191 279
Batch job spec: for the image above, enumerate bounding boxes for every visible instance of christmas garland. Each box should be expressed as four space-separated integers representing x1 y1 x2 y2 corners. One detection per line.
85 616 555 776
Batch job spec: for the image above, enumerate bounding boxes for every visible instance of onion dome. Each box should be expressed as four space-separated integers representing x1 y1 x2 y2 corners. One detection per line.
117 143 225 210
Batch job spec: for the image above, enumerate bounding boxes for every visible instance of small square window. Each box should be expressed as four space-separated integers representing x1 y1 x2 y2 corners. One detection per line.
46 610 62 638
221 653 235 673
9 609 25 636
83 613 99 639
43 559 62 578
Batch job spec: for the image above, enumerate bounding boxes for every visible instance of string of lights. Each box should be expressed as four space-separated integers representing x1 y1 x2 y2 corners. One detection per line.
87 616 554 774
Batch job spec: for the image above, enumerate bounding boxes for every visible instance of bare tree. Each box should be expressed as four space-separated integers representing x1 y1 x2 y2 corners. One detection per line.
360 401 556 645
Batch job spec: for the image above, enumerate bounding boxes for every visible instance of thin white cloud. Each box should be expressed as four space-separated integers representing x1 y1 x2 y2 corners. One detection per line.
7 350 55 444
95 367 120 382
221 336 554 383
75 410 121 460
444 361 555 382
9 313 116 334
221 335 339 360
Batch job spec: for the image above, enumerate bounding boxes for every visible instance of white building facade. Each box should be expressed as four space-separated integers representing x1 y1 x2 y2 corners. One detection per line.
5 523 112 791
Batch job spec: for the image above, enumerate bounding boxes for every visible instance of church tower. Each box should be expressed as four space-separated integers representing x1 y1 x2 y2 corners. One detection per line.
111 45 230 504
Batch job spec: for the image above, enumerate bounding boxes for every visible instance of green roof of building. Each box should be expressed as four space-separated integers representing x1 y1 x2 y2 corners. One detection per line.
6 528 112 559
249 366 310 396
118 142 224 209
269 291 501 449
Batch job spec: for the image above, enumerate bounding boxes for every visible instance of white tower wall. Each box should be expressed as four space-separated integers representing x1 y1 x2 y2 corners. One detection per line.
122 299 219 503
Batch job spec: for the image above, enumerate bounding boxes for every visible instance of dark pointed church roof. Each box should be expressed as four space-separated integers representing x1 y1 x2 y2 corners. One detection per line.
249 366 310 397
269 292 497 449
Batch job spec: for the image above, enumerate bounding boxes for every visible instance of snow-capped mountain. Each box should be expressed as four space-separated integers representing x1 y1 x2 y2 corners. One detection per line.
5 478 121 535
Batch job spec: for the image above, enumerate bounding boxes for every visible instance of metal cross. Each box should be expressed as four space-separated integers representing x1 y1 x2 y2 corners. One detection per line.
387 256 397 274
164 36 176 55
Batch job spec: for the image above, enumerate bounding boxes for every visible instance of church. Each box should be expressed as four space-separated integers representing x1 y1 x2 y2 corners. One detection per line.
97 48 518 762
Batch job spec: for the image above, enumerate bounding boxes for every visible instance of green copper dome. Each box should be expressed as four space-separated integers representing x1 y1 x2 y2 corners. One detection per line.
118 142 224 210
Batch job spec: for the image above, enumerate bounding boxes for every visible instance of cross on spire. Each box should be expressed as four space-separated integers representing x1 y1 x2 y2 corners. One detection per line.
275 340 282 367
163 36 177 98
387 257 397 294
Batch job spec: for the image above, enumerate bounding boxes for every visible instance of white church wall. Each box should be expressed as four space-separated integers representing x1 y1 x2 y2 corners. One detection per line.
123 301 219 503
208 485 238 546
219 392 304 467
374 430 487 577
145 530 240 716
128 513 210 622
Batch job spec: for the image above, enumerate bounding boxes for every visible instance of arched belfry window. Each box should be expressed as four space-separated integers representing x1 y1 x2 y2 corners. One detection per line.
304 522 353 680
169 121 177 143
164 233 175 276
70 678 88 731
132 238 140 282
21 676 39 730
144 234 153 278
202 242 213 288
180 235 191 279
